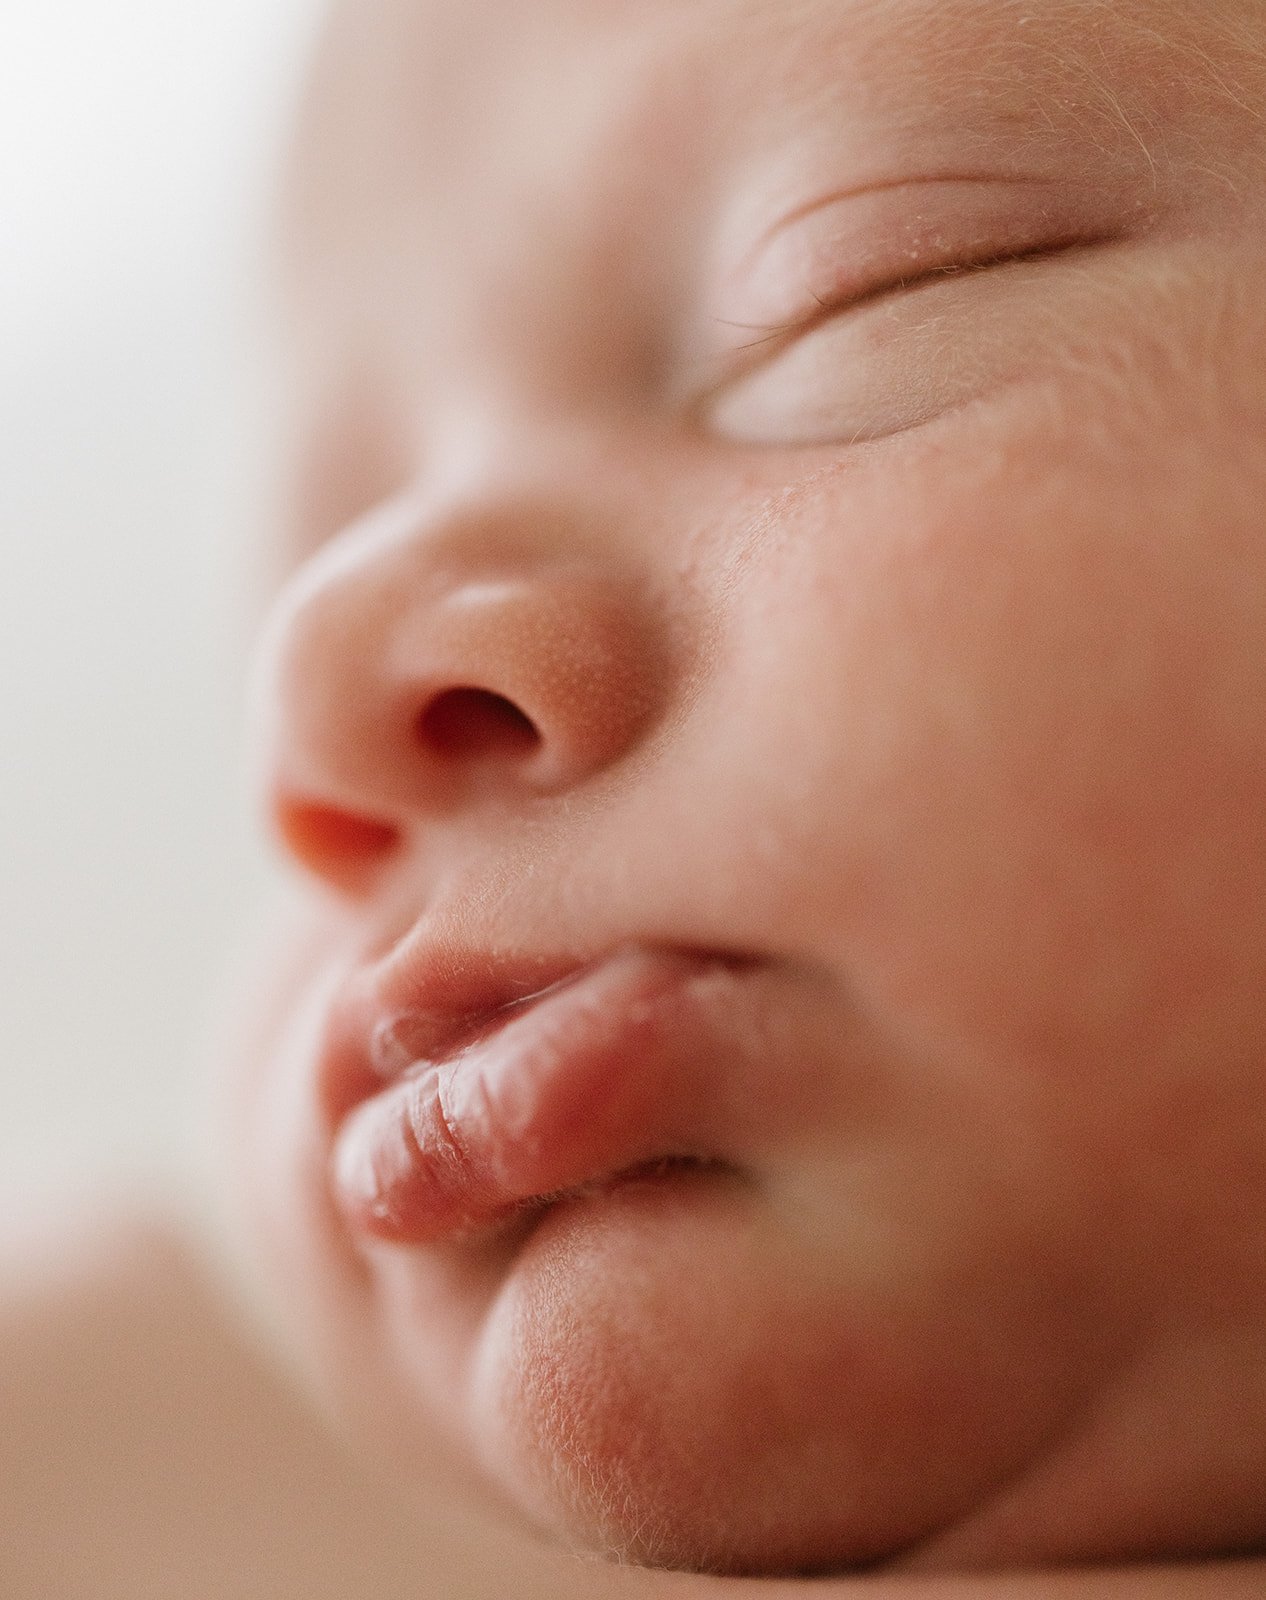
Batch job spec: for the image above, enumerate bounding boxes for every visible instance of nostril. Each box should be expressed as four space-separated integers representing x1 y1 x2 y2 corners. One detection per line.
417 687 542 762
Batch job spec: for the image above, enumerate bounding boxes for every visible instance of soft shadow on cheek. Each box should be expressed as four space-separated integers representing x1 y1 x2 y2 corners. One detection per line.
214 908 375 1363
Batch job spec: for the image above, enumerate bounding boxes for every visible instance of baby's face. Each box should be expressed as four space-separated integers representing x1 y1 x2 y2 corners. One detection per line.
240 0 1266 1577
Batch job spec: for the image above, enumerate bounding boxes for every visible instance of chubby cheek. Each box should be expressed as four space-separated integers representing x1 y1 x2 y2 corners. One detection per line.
738 409 1266 1118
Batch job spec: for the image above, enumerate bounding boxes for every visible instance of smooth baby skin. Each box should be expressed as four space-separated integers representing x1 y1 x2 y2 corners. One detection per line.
4 1215 1264 1599
234 0 1266 1579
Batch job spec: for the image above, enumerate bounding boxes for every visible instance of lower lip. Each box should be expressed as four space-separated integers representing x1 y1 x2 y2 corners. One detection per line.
330 948 744 1246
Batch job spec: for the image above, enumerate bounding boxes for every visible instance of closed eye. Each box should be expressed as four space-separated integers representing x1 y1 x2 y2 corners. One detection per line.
697 228 1130 449
711 231 1117 377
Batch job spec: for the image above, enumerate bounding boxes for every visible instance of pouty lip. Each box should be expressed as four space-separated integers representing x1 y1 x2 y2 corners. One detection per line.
320 939 759 1246
366 966 593 1084
317 937 600 1130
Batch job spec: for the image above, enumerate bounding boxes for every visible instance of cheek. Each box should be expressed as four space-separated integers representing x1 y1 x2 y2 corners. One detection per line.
216 908 397 1412
217 911 330 1274
878 489 1266 1059
712 409 1266 1233
767 435 1263 983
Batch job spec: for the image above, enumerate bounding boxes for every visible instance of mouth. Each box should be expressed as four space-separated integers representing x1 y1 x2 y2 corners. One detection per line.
321 944 756 1246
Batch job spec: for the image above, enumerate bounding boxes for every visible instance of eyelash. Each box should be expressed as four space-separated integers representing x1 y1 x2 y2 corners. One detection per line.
716 231 1113 368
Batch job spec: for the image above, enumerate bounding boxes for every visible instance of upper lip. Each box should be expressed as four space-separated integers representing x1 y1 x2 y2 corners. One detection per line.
318 927 601 1129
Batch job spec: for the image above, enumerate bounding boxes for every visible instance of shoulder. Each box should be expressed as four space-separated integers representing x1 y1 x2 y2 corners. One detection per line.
0 1203 441 1598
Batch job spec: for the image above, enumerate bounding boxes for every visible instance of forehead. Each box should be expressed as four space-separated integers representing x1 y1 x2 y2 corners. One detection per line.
286 0 1263 268
282 0 1265 348
292 0 1260 179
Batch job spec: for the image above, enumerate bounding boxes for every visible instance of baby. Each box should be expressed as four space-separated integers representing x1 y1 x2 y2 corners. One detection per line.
230 0 1266 1583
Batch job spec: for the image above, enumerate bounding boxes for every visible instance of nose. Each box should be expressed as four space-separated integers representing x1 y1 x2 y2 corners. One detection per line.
256 489 670 888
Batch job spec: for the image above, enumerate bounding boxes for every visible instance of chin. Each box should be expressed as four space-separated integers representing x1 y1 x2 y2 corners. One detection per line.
426 1176 1083 1578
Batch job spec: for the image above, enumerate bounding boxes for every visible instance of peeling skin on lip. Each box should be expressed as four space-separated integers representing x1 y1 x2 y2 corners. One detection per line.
330 949 763 1247
366 972 593 1081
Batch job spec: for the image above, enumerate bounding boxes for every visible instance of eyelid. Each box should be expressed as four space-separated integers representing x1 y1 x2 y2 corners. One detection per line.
706 174 1138 362
726 174 1130 315
691 179 1146 416
734 172 1072 280
698 229 1152 452
710 228 1116 387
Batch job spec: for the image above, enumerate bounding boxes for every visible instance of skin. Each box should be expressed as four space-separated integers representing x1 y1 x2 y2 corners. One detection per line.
235 0 1266 1585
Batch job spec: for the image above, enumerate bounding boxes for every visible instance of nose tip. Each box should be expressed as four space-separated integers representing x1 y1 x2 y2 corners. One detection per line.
259 530 670 888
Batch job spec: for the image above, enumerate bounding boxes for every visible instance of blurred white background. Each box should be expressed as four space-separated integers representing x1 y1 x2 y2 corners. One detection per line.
0 1 320 1212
